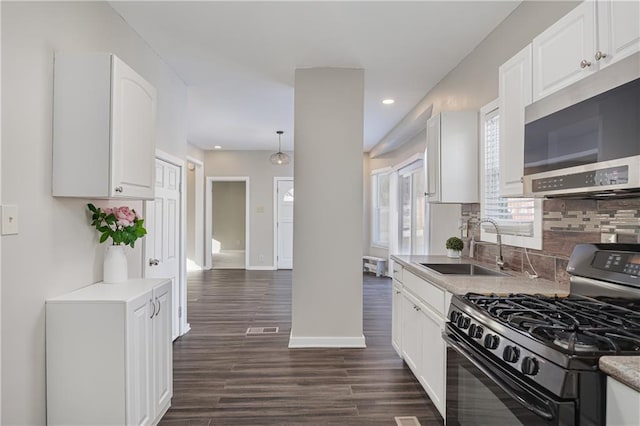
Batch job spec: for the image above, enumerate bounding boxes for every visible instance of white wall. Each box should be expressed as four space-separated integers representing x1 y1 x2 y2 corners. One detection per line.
364 0 580 259
204 150 293 267
291 68 364 347
1 2 187 424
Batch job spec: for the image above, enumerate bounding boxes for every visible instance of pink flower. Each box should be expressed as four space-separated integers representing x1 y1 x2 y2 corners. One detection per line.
104 207 113 216
115 207 136 227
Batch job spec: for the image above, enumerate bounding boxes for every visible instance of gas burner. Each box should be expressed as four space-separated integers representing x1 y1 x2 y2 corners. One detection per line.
552 331 600 352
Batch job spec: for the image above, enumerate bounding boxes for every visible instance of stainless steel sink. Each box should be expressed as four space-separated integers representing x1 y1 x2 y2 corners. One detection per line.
419 263 510 277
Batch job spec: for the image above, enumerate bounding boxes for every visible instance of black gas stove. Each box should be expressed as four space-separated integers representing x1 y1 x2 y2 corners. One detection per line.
444 244 640 426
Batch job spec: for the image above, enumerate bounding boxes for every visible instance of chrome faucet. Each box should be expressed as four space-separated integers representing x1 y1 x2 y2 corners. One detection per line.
468 217 505 270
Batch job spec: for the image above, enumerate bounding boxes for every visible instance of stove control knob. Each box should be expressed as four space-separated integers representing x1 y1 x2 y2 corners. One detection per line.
450 311 461 323
457 316 471 329
484 334 500 349
521 357 539 376
503 346 520 363
469 324 484 339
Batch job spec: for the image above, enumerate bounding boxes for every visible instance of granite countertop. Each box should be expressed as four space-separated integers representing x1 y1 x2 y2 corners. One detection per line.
600 356 640 392
391 254 569 296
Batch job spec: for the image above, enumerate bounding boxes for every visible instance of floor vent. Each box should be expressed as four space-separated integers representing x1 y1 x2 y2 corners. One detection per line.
394 416 421 426
246 327 279 335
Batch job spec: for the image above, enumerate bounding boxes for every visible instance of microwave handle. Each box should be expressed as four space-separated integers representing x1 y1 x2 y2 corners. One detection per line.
443 332 555 421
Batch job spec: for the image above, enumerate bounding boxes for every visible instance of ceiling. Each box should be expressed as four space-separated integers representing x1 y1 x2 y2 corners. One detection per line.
110 1 521 152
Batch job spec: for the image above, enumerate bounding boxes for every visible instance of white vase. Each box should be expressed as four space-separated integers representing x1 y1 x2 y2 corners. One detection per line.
447 249 462 258
103 245 128 283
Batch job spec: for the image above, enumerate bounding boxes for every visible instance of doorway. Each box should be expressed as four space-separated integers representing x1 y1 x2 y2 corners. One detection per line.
274 178 293 269
205 177 250 270
185 157 204 271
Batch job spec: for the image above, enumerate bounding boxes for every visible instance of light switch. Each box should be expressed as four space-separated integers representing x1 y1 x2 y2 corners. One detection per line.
1 205 19 235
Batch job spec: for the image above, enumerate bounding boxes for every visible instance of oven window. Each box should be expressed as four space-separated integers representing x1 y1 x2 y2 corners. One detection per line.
524 78 640 175
446 349 562 426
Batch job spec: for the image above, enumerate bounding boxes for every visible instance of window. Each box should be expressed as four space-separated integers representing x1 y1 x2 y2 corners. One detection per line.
371 170 390 247
398 160 425 255
480 100 542 249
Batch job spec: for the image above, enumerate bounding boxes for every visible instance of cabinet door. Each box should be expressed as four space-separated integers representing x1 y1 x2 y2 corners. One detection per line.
597 0 640 69
498 44 532 197
391 281 403 356
532 1 597 102
152 281 173 419
111 56 157 199
418 304 445 418
126 294 153 426
425 115 441 202
401 293 422 375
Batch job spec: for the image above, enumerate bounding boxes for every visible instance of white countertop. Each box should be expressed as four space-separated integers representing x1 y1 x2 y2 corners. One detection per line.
391 255 569 296
47 278 170 303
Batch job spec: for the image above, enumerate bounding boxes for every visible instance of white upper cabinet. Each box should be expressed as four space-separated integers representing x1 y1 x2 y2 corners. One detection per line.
596 0 640 69
532 0 639 102
53 53 157 199
425 111 478 203
498 44 532 197
532 1 597 102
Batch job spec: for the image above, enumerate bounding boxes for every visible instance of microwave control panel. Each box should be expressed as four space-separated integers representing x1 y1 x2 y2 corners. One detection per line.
531 166 629 193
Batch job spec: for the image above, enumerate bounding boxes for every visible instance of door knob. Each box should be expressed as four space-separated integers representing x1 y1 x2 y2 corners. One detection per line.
149 258 160 266
580 59 592 69
595 50 607 61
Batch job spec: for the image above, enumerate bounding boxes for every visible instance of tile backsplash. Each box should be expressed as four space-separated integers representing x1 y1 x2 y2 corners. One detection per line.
461 198 640 286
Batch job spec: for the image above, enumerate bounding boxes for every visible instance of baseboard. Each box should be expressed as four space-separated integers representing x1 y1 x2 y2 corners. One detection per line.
246 265 277 271
288 334 366 348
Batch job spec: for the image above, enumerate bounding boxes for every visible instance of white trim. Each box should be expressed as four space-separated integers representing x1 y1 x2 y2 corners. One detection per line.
479 100 542 250
205 176 251 269
273 177 293 270
186 156 204 269
370 166 392 176
0 3 3 414
288 334 367 348
145 150 190 338
246 266 277 271
391 152 423 172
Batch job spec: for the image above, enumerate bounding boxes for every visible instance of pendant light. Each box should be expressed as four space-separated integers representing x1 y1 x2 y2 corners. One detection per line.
270 130 290 165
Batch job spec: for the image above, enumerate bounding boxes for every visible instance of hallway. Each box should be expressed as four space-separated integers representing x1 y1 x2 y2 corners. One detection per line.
160 270 441 425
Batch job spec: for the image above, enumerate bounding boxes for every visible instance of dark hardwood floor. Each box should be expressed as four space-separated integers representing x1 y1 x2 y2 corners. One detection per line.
160 270 443 425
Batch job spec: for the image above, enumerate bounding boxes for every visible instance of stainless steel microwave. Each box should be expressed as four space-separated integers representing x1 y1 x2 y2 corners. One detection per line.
523 53 640 198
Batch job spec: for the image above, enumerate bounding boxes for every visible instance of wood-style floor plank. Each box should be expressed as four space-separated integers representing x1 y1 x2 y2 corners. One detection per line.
160 270 443 425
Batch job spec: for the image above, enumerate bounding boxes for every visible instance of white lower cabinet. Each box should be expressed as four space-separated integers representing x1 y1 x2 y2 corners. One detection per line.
395 270 448 418
46 279 172 426
606 377 640 426
392 280 403 356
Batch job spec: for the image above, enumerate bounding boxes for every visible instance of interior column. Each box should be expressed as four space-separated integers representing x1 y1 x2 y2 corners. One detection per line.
290 68 365 348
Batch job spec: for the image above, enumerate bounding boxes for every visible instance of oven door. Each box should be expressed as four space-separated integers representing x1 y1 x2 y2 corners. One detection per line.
444 327 576 426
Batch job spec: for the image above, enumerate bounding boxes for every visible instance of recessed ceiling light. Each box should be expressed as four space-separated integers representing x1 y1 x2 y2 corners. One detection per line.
213 145 222 149
382 99 395 105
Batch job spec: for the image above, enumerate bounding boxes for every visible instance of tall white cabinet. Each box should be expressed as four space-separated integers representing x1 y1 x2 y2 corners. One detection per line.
425 111 478 203
53 53 157 199
46 279 172 426
498 44 532 197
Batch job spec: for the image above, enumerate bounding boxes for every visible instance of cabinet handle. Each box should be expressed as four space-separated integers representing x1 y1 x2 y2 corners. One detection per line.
114 186 123 193
595 50 607 61
580 59 592 69
395 290 401 295
149 258 160 266
416 306 421 312
150 298 156 318
155 297 161 317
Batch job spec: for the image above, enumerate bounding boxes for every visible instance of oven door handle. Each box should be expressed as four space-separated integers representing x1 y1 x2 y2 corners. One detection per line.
443 333 555 421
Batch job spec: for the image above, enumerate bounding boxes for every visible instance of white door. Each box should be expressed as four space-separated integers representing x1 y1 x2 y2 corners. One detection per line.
152 281 173 417
145 159 181 340
276 179 294 269
110 55 156 199
391 282 403 356
126 293 153 426
532 1 597 102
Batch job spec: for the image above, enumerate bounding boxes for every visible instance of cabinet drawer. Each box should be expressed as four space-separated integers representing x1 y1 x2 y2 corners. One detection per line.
404 270 445 316
393 263 404 283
